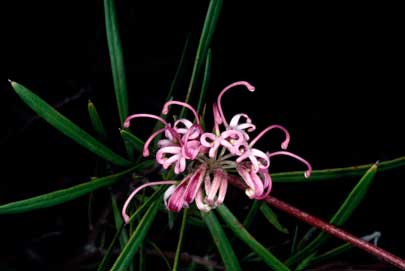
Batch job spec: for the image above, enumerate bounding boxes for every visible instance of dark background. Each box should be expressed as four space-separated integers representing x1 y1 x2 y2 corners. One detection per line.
1 1 404 270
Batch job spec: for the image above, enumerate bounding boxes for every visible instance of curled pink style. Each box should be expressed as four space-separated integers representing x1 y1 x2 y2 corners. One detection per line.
217 81 255 127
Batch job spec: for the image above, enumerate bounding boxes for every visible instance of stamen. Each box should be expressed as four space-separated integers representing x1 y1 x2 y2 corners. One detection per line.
249 125 290 149
122 180 177 224
267 151 312 178
217 81 255 127
162 101 200 125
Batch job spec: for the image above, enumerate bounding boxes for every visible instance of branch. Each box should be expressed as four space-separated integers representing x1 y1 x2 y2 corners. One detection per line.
228 176 405 270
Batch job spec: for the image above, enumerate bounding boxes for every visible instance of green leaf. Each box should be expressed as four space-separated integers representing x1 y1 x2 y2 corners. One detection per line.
97 224 125 271
243 200 260 228
272 156 403 182
111 194 129 249
173 209 189 271
295 252 317 271
110 200 160 271
309 230 381 265
103 0 128 125
120 129 145 154
147 240 172 271
166 33 191 104
259 203 289 234
310 242 352 266
182 0 222 117
10 81 131 167
88 100 108 140
0 165 140 214
196 48 212 115
201 211 242 271
216 205 291 271
127 185 166 224
286 163 378 266
151 33 192 143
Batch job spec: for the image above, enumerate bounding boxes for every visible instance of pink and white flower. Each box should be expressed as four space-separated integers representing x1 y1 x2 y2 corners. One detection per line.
121 81 312 224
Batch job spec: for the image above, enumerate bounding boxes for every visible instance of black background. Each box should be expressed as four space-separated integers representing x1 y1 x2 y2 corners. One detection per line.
1 1 404 270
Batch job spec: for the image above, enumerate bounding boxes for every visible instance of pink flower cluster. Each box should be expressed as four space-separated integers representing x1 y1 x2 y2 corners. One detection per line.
121 81 312 224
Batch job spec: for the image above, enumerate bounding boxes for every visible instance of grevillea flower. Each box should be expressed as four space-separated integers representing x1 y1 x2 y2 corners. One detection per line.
121 81 312 224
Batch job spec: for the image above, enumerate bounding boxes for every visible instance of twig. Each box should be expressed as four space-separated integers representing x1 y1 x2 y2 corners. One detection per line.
228 176 405 270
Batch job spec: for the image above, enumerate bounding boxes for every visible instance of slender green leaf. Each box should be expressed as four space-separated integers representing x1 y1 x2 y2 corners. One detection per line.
286 163 378 266
127 186 166 224
120 128 145 154
243 200 260 228
148 240 172 271
10 81 131 167
196 48 212 115
151 34 192 144
295 252 317 271
187 216 205 228
103 0 128 125
259 203 289 234
139 245 145 271
0 164 142 214
201 211 242 271
182 0 222 117
97 224 125 271
296 227 316 251
172 209 189 271
290 224 300 256
111 194 129 249
166 33 191 104
311 231 381 266
272 156 403 182
88 100 108 139
311 243 351 266
110 201 160 271
216 205 291 271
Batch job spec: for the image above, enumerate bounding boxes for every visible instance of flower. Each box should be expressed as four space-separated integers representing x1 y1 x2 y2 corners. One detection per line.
121 81 312 224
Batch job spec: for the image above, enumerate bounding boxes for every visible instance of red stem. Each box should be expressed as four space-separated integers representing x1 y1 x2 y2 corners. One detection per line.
228 176 405 270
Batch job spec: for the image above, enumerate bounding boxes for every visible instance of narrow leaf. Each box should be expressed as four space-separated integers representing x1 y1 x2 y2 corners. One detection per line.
127 185 166 224
148 240 172 271
97 224 125 271
88 100 108 139
173 209 189 271
201 211 242 271
286 163 378 266
196 48 212 115
166 33 191 103
110 201 160 271
272 156 403 183
120 128 145 154
182 0 222 117
151 33 192 142
295 252 317 271
216 205 291 271
259 203 289 234
243 200 260 228
309 231 380 267
103 0 128 125
111 194 129 249
10 81 131 167
0 164 142 214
